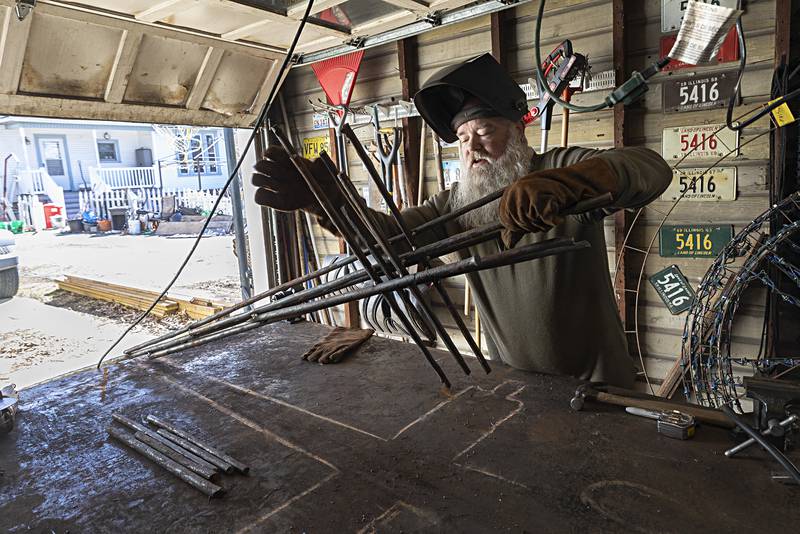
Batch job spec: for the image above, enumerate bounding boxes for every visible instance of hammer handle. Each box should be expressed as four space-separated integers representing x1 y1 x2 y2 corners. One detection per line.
595 392 733 428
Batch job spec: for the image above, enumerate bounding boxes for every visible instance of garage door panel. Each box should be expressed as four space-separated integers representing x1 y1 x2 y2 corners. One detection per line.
19 14 121 99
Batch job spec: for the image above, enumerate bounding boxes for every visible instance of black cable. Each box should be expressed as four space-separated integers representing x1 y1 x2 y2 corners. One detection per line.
722 405 800 485
726 18 747 131
96 0 316 368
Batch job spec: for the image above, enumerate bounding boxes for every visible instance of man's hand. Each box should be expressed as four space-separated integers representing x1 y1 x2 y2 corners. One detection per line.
498 157 621 247
302 327 375 364
252 146 340 215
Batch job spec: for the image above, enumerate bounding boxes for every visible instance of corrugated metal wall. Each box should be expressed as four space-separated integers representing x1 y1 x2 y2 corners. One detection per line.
276 0 776 391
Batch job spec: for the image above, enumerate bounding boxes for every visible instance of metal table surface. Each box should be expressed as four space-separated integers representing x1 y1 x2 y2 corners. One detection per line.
1 321 797 533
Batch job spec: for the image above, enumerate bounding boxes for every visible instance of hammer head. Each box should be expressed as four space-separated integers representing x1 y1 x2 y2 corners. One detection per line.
570 384 589 411
569 382 607 411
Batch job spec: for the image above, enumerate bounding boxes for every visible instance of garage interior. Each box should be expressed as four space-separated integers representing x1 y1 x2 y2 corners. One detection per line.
2 0 800 531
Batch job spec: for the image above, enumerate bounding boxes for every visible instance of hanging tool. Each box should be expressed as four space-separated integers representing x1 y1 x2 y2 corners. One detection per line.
523 40 588 153
372 105 403 205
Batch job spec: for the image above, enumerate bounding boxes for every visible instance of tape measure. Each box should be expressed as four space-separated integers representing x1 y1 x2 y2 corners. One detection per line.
626 407 696 440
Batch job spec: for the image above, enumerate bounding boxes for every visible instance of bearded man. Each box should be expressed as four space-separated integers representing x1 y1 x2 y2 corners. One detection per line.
252 54 671 387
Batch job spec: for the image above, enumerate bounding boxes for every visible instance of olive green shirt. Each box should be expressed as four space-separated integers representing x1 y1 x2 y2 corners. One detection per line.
365 146 671 387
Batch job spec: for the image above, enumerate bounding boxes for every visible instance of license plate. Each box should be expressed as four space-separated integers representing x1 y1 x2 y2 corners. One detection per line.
649 265 696 314
302 135 330 159
661 0 740 32
659 224 733 258
663 72 738 113
660 167 737 201
662 124 739 161
312 112 330 130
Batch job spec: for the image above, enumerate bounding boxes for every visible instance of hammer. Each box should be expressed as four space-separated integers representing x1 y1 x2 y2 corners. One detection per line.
570 383 733 428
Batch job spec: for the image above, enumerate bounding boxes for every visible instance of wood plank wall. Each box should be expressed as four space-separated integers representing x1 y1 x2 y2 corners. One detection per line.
276 0 776 390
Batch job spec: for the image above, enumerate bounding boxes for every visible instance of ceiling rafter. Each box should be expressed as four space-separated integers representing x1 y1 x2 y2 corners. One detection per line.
135 0 199 23
0 5 33 94
27 0 285 58
381 0 430 11
186 46 225 109
104 29 145 103
286 0 347 18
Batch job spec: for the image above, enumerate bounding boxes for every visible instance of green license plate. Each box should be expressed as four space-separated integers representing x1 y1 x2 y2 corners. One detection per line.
659 225 733 258
649 265 695 314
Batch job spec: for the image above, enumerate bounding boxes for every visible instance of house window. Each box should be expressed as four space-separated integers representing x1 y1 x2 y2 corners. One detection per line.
177 131 221 175
97 140 120 162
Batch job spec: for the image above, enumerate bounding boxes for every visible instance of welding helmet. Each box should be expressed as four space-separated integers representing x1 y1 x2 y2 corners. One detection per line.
413 53 528 143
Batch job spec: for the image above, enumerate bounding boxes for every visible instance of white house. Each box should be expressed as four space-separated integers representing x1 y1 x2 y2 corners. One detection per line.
0 116 231 219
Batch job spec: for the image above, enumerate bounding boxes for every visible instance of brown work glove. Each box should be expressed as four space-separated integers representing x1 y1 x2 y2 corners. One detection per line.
302 326 375 364
498 157 621 248
252 146 341 217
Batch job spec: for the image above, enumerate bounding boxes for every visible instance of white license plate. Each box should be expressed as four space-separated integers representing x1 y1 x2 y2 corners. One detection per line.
660 167 737 202
662 124 739 161
661 0 740 32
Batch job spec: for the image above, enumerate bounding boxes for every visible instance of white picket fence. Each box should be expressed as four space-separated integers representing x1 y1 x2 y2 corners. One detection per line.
78 187 232 220
89 166 159 189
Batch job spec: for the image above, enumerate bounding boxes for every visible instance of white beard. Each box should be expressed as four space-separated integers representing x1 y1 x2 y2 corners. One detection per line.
449 131 534 230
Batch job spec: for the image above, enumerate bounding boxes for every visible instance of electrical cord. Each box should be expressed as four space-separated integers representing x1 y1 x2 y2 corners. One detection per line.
727 16 800 131
534 0 667 113
722 405 800 485
96 0 316 368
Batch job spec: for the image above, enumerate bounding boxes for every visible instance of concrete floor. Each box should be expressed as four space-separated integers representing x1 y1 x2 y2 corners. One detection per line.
1 321 797 533
1 230 241 388
16 230 240 302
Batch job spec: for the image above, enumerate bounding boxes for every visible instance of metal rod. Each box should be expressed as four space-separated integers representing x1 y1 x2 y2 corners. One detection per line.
134 431 218 480
272 126 454 388
123 221 505 360
144 238 590 362
128 226 504 360
125 183 508 356
342 124 490 373
108 426 224 498
147 415 248 474
320 150 473 375
156 429 237 475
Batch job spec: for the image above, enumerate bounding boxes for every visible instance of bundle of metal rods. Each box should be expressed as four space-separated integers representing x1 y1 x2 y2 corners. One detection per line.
108 413 249 497
119 126 601 387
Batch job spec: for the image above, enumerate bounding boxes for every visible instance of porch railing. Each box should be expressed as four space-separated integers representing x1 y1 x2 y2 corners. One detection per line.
89 166 160 190
16 167 65 214
79 187 231 221
17 168 48 195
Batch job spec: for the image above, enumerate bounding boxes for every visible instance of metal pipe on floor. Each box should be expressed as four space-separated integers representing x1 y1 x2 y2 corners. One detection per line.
147 416 249 474
107 426 224 498
156 429 237 475
133 431 218 480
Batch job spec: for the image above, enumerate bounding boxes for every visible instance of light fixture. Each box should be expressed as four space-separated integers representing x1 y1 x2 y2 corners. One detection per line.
15 0 36 22
24 136 31 145
103 132 111 140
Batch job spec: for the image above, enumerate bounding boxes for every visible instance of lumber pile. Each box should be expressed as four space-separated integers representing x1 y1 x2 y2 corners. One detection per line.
56 275 227 319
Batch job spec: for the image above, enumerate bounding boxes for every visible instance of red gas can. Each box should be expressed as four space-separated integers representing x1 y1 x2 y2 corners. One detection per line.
42 204 63 230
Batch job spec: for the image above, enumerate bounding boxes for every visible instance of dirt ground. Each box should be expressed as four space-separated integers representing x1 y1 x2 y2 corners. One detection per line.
1 230 242 388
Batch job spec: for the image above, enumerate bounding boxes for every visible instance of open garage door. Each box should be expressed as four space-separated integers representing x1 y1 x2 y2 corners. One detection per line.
0 0 521 127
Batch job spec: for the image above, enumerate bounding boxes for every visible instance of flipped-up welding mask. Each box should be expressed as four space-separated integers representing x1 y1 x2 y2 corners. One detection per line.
413 53 528 143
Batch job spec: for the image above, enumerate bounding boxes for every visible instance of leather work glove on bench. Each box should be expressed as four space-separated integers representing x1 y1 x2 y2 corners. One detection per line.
302 327 375 364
